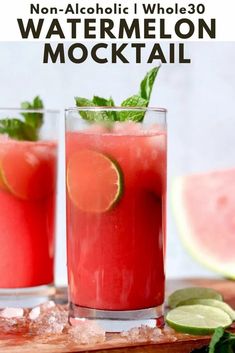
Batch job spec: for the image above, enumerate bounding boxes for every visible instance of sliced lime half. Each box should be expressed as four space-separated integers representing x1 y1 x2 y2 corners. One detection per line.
168 287 223 309
178 298 235 321
166 305 232 335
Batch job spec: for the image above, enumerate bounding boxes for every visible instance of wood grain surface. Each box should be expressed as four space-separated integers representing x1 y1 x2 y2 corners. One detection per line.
0 278 235 353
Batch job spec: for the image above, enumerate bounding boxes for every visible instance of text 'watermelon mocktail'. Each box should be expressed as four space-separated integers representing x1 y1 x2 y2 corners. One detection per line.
0 105 58 294
66 108 167 320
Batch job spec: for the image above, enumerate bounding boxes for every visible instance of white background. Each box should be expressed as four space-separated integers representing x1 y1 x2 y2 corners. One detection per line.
0 42 234 285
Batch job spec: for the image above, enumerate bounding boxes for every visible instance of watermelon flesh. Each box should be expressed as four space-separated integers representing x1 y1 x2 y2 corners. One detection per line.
172 169 235 278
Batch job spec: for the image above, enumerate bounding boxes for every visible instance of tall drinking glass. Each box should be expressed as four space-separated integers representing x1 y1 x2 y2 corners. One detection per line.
66 107 167 330
0 108 59 307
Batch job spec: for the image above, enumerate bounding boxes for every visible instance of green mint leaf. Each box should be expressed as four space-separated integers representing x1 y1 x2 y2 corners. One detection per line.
140 66 160 102
21 95 44 130
92 96 117 121
74 66 160 123
216 334 235 353
0 118 37 141
119 94 148 122
32 96 44 109
0 96 44 141
75 97 95 121
209 327 226 353
92 96 107 106
191 329 235 353
75 96 114 122
108 97 115 107
207 328 235 353
92 96 115 107
75 97 94 107
121 94 148 108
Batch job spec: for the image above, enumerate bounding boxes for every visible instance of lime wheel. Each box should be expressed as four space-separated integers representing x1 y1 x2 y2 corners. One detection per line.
67 149 123 213
1 145 56 200
166 304 232 335
168 287 223 309
0 148 9 192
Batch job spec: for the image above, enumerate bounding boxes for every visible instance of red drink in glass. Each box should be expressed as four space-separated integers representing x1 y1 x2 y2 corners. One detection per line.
0 108 58 306
66 108 167 327
0 140 57 288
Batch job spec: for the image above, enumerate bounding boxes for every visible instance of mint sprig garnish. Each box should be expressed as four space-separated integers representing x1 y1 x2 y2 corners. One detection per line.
92 96 115 107
75 97 115 122
21 96 44 130
140 66 160 101
0 119 38 141
75 66 160 123
191 327 235 353
119 95 148 122
0 96 44 141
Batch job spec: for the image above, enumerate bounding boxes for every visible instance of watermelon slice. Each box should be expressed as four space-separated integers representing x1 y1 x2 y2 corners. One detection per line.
172 169 235 279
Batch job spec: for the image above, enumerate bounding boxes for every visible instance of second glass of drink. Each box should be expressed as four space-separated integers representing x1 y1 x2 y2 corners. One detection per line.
0 107 59 307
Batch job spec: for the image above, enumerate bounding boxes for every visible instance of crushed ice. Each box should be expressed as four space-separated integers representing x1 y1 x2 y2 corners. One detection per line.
0 307 24 319
0 307 28 333
0 301 179 345
67 320 105 345
0 301 106 345
121 325 162 342
29 302 68 335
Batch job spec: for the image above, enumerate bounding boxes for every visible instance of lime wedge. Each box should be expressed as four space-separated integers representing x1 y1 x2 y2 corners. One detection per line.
178 298 235 321
166 305 232 335
168 287 223 309
67 149 123 213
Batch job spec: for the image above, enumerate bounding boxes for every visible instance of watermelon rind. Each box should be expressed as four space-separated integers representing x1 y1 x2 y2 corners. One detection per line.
171 176 235 280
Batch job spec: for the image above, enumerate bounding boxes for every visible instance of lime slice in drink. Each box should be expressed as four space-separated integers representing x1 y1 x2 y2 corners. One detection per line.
1 144 56 200
166 305 232 335
67 149 123 213
0 149 10 192
0 169 8 192
178 298 235 321
168 287 223 309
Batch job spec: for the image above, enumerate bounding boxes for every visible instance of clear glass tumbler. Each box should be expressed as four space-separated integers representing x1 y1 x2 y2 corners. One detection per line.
66 107 167 331
0 108 59 307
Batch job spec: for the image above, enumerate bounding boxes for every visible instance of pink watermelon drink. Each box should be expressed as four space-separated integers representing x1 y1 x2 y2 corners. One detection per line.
66 105 167 321
0 104 58 293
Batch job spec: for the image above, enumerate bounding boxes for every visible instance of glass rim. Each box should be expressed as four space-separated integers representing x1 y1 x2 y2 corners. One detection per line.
0 108 60 114
65 106 167 113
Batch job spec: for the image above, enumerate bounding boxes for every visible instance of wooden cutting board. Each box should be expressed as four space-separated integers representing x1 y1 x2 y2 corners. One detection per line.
1 278 235 353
